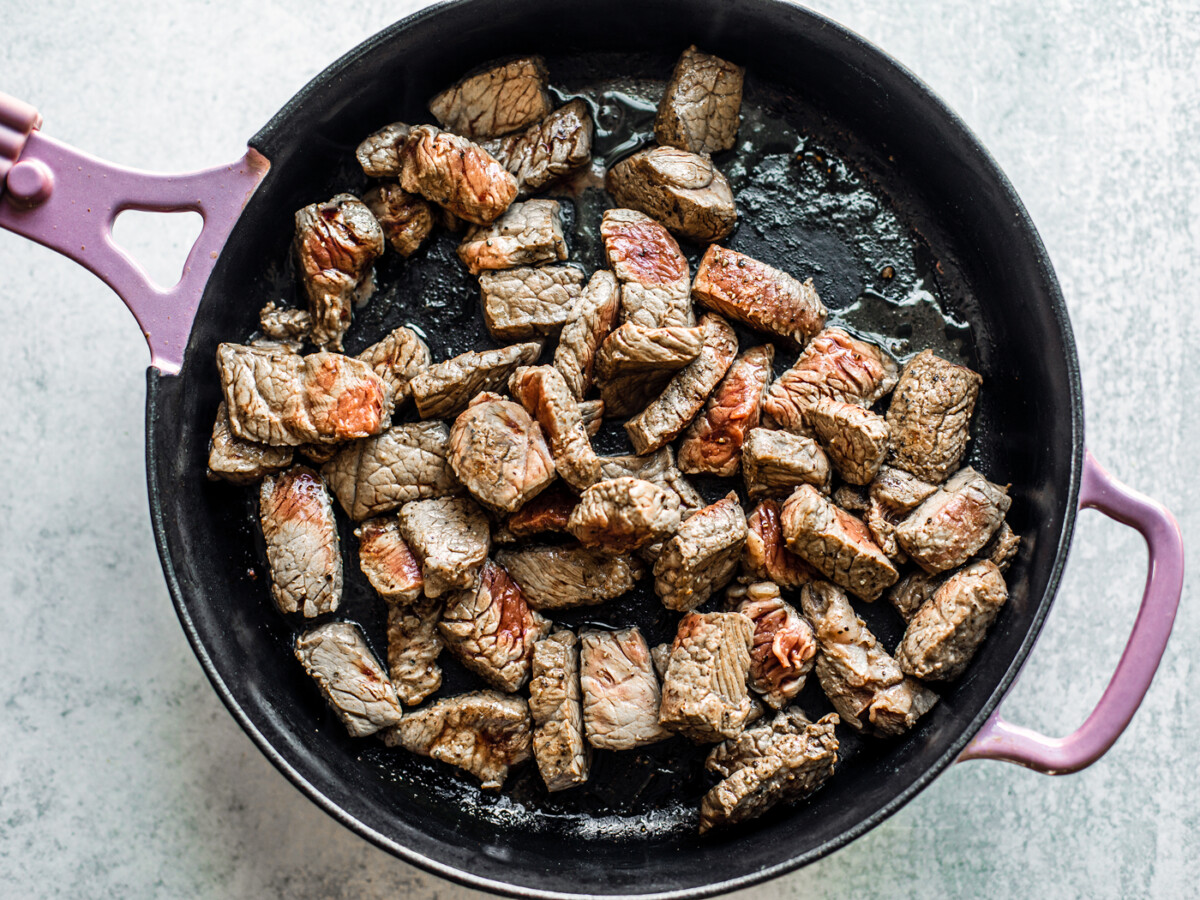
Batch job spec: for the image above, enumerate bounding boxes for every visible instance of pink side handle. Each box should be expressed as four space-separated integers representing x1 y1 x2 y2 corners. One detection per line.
0 92 270 375
958 450 1184 773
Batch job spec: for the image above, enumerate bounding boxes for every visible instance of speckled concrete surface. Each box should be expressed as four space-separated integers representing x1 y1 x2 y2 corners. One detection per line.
1 1 1195 897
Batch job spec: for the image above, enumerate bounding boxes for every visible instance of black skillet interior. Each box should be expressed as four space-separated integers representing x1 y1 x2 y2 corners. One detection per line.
146 1 1083 896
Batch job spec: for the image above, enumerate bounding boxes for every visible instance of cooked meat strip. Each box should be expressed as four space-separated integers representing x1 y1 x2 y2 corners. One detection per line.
870 464 939 512
398 496 490 598
356 325 431 409
354 516 424 604
482 98 594 194
259 466 342 617
399 124 518 225
295 622 402 738
764 328 899 433
505 482 578 539
207 401 293 484
509 365 601 490
480 265 584 340
411 341 541 419
363 182 435 257
809 398 890 485
323 421 458 521
449 392 557 514
579 628 670 750
567 477 682 552
439 559 552 692
496 545 644 610
553 269 621 400
429 56 553 139
578 399 604 437
728 582 817 710
626 313 738 455
529 631 591 791
606 147 736 242
895 467 1011 574
382 691 532 790
678 344 773 477
699 710 838 834
660 611 754 742
386 598 443 706
741 427 831 498
981 520 1021 572
655 45 744 155
457 199 568 275
258 301 311 342
654 494 747 612
595 322 705 381
601 208 693 329
781 485 899 601
219 344 392 447
294 193 384 352
743 499 819 589
886 350 983 483
888 569 946 622
598 447 705 518
356 122 411 177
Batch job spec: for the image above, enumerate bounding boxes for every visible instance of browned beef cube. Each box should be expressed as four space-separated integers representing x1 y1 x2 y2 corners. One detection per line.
567 477 682 552
728 581 817 709
578 399 604 437
504 482 578 539
660 612 754 742
654 494 747 612
258 301 310 342
580 627 670 750
601 208 693 329
886 350 982 483
743 499 819 588
363 182 435 257
677 344 773 477
509 365 601 490
295 622 402 737
356 325 431 409
595 322 705 381
483 98 594 195
981 521 1021 572
411 341 542 419
429 56 553 139
457 199 568 276
887 570 946 622
895 467 1011 573
398 496 490 598
529 630 591 792
655 45 744 155
207 401 293 484
386 598 443 706
355 516 424 604
356 122 411 177
496 544 644 610
742 427 832 498
606 146 736 242
480 264 584 340
809 398 890 485
553 270 621 400
399 124 518 225
449 393 556 514
598 448 705 518
259 466 342 617
870 464 939 512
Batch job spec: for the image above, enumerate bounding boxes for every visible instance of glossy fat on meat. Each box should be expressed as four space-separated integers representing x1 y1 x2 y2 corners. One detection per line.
480 265 585 340
398 496 490 598
399 124 518 225
605 146 736 242
653 494 747 612
654 45 744 155
659 611 754 742
677 344 773 477
729 582 817 709
496 544 644 610
354 516 424 604
439 559 552 692
363 182 435 257
741 427 831 498
894 467 1011 573
411 341 542 419
553 269 621 400
509 365 601 490
886 350 982 483
259 467 342 617
382 691 532 790
504 482 578 539
449 392 556 514
482 98 594 195
598 447 705 518
295 622 402 738
897 560 1009 682
386 597 443 706
579 628 670 750
258 301 311 342
355 122 411 177
293 193 384 352
429 56 553 139
809 398 890 486
218 344 391 447
743 499 819 589
323 421 459 521
457 199 568 275
601 208 693 329
207 401 293 485
529 631 591 792
567 477 682 552
355 325 431 409
595 323 705 381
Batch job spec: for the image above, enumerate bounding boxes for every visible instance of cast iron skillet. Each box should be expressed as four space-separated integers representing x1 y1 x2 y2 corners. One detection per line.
0 1 1184 897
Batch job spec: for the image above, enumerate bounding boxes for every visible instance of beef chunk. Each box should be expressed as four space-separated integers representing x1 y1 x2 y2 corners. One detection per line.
741 427 831 498
578 399 604 437
439 559 552 692
207 401 293 484
480 264 584 340
605 146 736 242
654 494 747 612
383 692 532 790
660 611 754 742
356 122 411 177
601 208 693 329
728 582 817 710
354 516 424 604
496 544 644 610
865 498 906 562
356 325 431 409
981 521 1021 572
595 323 705 381
598 447 705 518
449 392 557 514
764 328 899 433
386 598 443 705
809 398 890 486
259 467 342 617
580 628 669 750
398 496 490 598
504 482 578 538
258 301 311 342
363 182 435 257
553 269 621 400
482 98 594 194
678 344 773 477
323 421 458 521
567 477 682 552
743 499 819 589
895 467 1011 573
886 350 982 483
399 124 518 225
888 570 946 622
509 365 601 490
457 199 568 275
529 631 591 792
411 341 542 419
295 622 402 738
429 56 553 139
870 464 939 512
897 560 1009 682
655 45 744 155
626 313 738 455
218 343 391 447
781 485 898 601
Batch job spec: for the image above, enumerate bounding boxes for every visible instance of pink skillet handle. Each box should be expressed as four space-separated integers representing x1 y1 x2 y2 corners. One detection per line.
0 92 270 375
957 450 1184 774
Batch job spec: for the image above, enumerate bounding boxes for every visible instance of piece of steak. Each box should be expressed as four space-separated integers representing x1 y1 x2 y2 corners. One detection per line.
399 124 518 225
496 544 644 610
529 630 591 792
258 301 311 342
567 477 682 552
677 344 773 477
888 569 946 622
429 56 553 139
981 520 1021 572
743 499 819 588
728 582 817 709
207 401 293 484
895 467 1011 573
870 464 940 512
354 516 424 604
595 322 705 381
449 392 557 514
741 427 831 498
504 482 578 539
480 264 584 340
598 447 705 518
809 398 890 486
655 45 744 155
363 182 435 257
356 325 431 410
654 494 747 612
509 365 601 490
601 208 693 329
579 627 670 750
356 122 411 177
659 611 755 742
553 269 621 400
606 146 736 242
578 399 604 437
886 350 983 483
295 622 402 738
482 98 594 195
259 466 342 617
411 341 542 419
398 496 490 598
386 598 443 706
457 199 568 275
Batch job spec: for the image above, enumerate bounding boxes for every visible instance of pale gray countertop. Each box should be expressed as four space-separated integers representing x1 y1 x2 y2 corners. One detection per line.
1 1 1196 897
